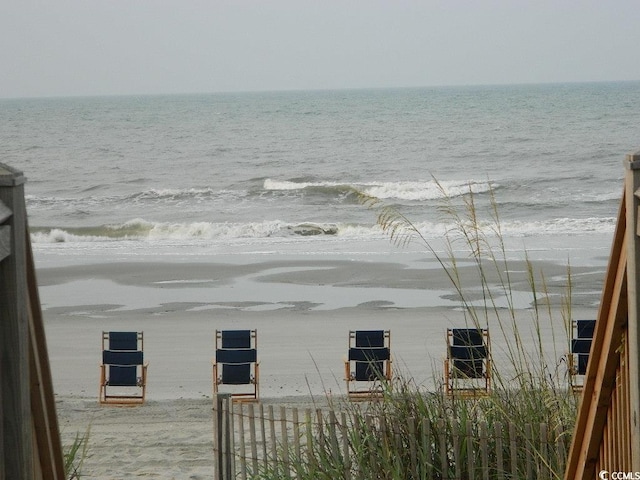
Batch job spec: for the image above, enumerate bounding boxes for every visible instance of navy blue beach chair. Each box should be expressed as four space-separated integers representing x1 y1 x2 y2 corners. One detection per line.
344 330 392 400
569 319 596 392
99 331 148 405
444 328 491 397
213 329 259 402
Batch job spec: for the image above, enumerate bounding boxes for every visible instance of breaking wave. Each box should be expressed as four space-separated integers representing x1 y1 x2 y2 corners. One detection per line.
29 215 615 244
263 178 496 201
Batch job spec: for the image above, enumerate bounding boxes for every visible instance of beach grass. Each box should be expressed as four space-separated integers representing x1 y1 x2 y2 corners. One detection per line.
368 179 578 476
249 180 579 479
63 427 89 480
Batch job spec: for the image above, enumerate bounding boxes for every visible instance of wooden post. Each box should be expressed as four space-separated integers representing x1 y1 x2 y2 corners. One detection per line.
0 198 8 480
213 393 233 480
248 403 258 475
237 403 247 480
279 406 290 478
0 164 33 478
625 150 640 471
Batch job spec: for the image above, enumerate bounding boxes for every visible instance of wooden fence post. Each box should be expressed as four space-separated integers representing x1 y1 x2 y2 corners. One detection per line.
0 197 8 480
213 393 233 480
625 150 640 471
0 164 33 478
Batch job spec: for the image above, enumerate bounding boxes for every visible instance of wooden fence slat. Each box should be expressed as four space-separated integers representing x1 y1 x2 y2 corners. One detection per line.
238 404 247 480
213 394 234 480
366 414 376 475
540 423 548 480
213 394 226 480
280 406 290 479
555 424 565 476
328 410 339 465
305 409 315 474
453 426 461 480
422 418 432 480
510 423 517 477
467 421 474 480
248 403 258 475
268 406 277 473
379 414 388 460
495 421 504 480
480 422 488 480
292 408 301 479
622 336 631 470
260 404 268 471
408 417 417 478
316 409 325 447
212 396 219 478
341 412 350 480
438 419 448 480
229 401 236 477
525 423 533 480
394 429 402 472
617 354 623 467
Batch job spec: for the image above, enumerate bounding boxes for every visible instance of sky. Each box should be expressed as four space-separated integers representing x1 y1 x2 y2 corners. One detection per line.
1 0 640 99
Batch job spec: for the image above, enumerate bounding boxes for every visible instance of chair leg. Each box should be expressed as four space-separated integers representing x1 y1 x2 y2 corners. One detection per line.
254 363 260 401
141 364 148 403
212 364 218 396
444 359 451 396
344 361 351 396
99 365 106 403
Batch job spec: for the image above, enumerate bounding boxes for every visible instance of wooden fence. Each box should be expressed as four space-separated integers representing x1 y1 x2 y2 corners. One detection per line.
213 394 569 480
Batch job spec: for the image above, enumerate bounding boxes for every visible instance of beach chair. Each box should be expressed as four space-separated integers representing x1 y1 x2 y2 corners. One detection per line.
344 330 392 400
444 328 491 397
213 329 259 402
568 319 596 393
99 331 148 405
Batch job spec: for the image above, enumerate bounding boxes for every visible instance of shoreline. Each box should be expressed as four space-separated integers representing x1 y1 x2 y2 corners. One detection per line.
37 255 605 311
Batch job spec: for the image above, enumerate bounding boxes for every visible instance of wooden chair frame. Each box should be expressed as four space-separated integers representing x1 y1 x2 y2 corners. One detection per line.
444 328 491 398
99 331 148 405
213 329 259 402
344 330 392 401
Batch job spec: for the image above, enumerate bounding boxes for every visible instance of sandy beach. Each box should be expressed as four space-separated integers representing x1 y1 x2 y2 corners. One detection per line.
38 252 604 479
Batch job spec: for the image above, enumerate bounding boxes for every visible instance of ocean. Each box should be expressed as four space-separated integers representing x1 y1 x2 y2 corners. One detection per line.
7 81 640 399
2 81 639 273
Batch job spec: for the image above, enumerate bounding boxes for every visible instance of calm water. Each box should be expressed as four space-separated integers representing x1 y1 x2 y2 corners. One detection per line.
2 82 639 262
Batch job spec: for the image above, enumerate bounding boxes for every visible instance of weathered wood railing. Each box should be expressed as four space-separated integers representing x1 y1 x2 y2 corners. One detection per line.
565 150 640 478
0 163 65 478
213 394 569 480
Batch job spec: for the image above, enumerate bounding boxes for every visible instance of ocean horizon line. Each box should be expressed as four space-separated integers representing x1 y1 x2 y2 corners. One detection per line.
2 78 639 102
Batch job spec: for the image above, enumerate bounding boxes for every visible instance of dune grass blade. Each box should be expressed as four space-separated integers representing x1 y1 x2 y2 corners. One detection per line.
63 428 90 480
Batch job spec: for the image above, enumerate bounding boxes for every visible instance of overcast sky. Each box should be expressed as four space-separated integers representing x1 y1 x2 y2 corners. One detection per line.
1 0 639 99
